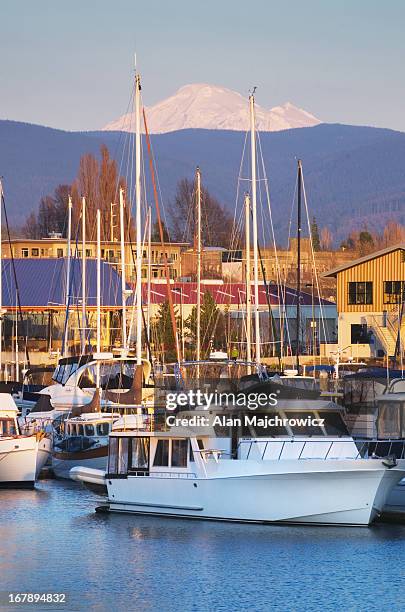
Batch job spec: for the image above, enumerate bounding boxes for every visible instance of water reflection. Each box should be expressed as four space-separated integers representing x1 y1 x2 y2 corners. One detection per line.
1 480 405 612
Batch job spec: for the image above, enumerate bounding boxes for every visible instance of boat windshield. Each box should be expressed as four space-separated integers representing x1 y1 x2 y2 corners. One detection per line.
241 410 349 437
78 361 136 390
52 362 80 385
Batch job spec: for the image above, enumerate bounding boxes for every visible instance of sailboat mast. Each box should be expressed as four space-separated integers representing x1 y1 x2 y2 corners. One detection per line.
62 195 72 356
81 196 86 354
249 92 261 364
135 72 142 365
146 206 152 340
196 167 202 364
296 159 302 371
0 180 3 379
245 193 252 365
66 196 72 308
119 187 127 351
96 209 101 356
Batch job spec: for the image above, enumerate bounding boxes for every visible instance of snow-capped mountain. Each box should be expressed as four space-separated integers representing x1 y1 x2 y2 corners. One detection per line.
102 83 321 133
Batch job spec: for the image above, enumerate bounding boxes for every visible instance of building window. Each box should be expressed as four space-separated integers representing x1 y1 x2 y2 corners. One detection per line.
31 248 39 257
57 248 63 258
348 281 373 305
384 281 405 304
22 248 29 258
351 324 370 344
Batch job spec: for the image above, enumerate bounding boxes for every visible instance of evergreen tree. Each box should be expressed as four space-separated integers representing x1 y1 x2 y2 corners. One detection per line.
358 230 374 255
153 300 179 362
311 216 321 251
151 220 170 242
185 291 225 357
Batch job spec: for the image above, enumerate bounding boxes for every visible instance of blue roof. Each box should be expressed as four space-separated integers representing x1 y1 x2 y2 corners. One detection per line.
1 258 126 309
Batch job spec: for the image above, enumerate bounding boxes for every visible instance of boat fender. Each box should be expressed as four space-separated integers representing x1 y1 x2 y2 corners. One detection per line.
382 456 397 469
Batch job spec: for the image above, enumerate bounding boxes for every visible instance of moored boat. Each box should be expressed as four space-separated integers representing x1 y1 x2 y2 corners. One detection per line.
52 411 121 479
71 401 405 526
0 393 50 488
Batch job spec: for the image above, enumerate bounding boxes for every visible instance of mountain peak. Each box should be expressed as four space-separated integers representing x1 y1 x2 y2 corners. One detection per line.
103 83 321 134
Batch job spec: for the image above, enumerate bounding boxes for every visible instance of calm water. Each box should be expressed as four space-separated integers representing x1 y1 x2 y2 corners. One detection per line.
1 480 405 612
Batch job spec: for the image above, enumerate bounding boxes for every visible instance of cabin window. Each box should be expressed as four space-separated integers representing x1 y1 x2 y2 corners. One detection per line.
118 438 129 474
22 248 29 258
318 411 349 436
0 418 17 436
285 412 324 436
97 423 110 436
378 402 402 439
130 437 149 470
153 439 169 467
383 281 405 304
108 437 119 474
57 248 64 258
348 282 372 305
241 413 288 437
85 424 95 436
31 248 39 257
171 439 188 468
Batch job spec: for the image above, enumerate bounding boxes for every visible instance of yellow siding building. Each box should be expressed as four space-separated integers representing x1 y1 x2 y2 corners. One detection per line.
324 244 405 359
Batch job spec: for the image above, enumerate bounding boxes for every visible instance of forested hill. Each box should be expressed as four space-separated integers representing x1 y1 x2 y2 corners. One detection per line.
1 119 405 243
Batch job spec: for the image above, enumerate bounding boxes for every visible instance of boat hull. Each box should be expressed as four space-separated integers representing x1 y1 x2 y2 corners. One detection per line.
36 436 52 475
85 460 405 526
52 445 108 479
0 436 39 487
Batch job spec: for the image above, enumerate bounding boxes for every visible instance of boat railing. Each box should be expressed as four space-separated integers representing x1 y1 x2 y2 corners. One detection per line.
236 438 405 461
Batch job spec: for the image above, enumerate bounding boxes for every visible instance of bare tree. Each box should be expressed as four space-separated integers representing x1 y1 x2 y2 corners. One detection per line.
23 146 126 241
169 177 234 248
320 227 332 251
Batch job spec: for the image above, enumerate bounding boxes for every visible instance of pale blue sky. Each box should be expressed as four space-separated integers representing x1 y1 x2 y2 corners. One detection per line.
1 0 404 131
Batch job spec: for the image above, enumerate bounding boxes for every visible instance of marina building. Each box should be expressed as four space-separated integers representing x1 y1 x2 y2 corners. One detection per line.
3 237 188 282
323 244 405 360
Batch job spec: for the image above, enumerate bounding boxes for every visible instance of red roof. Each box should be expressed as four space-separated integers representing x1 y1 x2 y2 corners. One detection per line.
140 282 333 306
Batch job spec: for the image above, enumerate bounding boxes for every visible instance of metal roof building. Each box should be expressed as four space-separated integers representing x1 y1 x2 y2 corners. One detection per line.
1 258 125 310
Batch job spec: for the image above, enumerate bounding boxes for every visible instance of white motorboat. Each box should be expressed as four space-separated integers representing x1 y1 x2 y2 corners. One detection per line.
0 394 51 488
71 402 405 526
25 355 153 416
52 411 122 479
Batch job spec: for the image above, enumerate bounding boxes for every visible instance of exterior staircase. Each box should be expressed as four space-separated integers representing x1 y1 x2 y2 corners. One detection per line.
366 314 399 357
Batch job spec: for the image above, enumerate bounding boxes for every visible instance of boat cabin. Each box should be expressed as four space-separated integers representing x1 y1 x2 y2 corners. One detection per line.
52 356 151 390
54 413 120 454
105 402 359 480
0 394 20 437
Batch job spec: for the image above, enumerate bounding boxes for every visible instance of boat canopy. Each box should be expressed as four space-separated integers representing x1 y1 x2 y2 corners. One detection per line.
0 393 19 414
